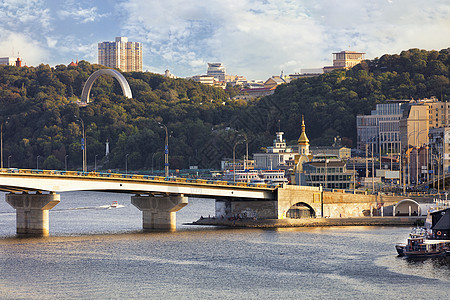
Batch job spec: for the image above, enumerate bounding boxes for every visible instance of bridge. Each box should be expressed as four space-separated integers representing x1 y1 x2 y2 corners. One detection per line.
0 168 278 235
1 168 419 236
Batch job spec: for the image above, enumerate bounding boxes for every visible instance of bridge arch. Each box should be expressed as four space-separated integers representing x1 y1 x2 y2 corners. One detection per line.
394 199 421 216
286 202 316 219
81 69 132 103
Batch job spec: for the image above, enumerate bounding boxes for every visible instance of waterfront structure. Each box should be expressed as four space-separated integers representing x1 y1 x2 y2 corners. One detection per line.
323 50 365 73
300 155 355 189
98 37 142 72
207 63 226 81
253 131 297 170
1 168 422 235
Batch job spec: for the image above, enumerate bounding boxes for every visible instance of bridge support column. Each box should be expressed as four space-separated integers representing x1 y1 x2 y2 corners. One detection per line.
131 195 188 231
5 192 60 236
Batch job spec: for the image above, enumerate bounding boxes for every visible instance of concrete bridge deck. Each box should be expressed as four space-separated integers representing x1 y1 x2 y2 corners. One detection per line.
0 168 276 199
0 169 430 236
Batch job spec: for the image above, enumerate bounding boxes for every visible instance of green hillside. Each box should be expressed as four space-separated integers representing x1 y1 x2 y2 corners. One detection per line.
0 48 449 171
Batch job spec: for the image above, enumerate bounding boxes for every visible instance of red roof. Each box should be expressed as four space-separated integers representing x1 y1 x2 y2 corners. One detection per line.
68 59 78 67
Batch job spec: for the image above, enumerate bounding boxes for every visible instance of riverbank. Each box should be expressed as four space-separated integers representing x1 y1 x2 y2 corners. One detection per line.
189 216 425 228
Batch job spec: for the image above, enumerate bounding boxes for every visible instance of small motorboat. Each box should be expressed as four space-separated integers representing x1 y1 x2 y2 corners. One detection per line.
110 200 119 208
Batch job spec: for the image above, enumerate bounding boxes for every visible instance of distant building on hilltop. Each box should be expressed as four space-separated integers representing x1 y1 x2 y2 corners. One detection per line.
164 69 178 79
323 50 365 73
207 63 226 81
0 56 22 67
68 59 78 67
290 50 366 78
98 37 142 72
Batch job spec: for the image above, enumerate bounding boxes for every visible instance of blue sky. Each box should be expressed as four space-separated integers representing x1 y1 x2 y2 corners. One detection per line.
0 0 449 80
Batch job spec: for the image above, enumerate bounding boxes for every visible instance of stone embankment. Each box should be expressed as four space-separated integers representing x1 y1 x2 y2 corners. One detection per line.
191 216 425 228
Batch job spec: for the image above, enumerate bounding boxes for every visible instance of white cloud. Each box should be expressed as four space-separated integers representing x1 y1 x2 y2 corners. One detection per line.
0 30 49 65
120 0 450 79
57 6 106 23
0 0 51 32
0 0 449 78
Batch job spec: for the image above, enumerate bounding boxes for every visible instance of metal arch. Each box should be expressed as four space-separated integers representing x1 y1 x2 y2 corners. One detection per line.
80 69 132 103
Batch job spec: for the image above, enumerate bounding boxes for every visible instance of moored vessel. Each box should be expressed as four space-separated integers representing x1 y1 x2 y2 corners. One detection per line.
396 208 450 258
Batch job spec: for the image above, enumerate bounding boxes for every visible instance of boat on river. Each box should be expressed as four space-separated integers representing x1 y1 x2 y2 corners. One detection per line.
395 227 426 256
110 201 119 208
402 237 448 258
396 208 450 258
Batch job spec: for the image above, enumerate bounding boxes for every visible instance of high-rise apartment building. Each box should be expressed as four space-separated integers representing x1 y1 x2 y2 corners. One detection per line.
98 37 142 72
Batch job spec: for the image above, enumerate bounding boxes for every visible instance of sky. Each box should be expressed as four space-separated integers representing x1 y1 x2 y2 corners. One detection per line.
0 0 449 80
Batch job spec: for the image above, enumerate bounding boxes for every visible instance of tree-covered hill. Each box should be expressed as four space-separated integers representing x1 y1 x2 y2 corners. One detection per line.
258 48 450 147
0 48 449 171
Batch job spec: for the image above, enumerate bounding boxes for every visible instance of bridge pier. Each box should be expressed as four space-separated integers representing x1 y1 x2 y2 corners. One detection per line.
131 194 188 231
5 192 60 236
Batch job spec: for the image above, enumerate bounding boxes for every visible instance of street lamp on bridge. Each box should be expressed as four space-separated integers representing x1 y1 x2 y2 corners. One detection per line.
158 122 169 177
1 118 9 169
75 116 87 173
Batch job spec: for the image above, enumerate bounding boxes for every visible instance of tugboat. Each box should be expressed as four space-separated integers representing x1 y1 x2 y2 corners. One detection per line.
110 200 119 208
403 237 448 258
395 227 426 256
396 208 450 258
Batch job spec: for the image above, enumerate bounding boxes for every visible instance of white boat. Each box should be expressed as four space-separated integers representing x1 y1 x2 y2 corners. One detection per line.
110 201 119 208
221 169 288 185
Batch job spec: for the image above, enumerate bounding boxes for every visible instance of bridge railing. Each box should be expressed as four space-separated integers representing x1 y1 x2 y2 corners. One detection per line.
0 168 282 190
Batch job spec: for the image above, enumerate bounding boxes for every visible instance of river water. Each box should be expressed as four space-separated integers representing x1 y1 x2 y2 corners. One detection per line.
0 191 449 299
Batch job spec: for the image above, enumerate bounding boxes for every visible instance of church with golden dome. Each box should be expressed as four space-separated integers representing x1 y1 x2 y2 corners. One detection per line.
251 115 354 188
252 116 313 184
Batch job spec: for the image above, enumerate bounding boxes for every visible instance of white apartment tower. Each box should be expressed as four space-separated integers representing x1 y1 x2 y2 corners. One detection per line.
98 37 142 72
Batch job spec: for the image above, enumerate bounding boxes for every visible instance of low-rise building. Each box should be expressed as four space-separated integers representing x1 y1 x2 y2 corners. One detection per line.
300 155 355 189
191 75 215 86
310 146 351 159
253 131 296 170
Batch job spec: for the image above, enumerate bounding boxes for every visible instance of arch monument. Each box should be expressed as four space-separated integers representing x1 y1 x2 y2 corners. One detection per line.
81 69 132 104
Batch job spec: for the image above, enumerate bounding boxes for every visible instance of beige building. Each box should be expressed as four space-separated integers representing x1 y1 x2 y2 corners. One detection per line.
400 97 447 149
323 50 365 73
98 37 142 72
191 75 214 86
